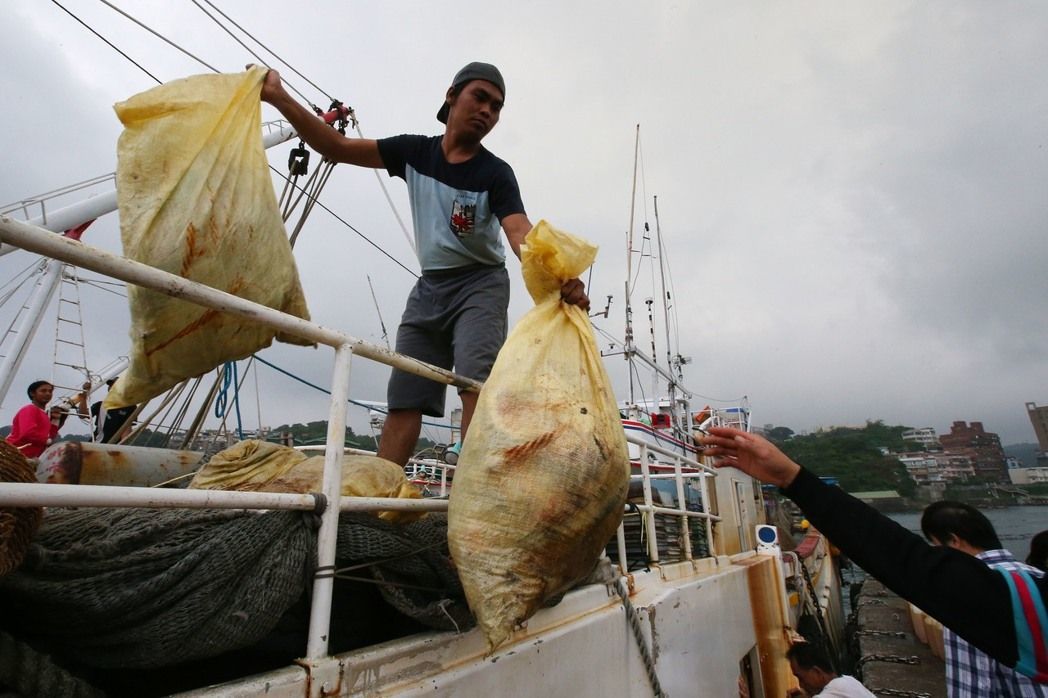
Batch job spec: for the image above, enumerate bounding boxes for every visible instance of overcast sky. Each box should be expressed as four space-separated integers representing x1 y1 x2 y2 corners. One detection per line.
1 1 1046 448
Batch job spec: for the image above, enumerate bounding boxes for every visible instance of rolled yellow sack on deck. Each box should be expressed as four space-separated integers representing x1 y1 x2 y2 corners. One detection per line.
447 220 630 651
107 67 310 409
190 440 423 524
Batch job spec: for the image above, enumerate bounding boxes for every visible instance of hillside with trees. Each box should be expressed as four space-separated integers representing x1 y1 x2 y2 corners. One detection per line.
267 420 437 454
766 421 917 496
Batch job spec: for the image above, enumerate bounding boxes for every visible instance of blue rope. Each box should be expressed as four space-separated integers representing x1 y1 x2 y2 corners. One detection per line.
214 361 245 440
231 361 244 440
251 354 454 430
214 364 231 418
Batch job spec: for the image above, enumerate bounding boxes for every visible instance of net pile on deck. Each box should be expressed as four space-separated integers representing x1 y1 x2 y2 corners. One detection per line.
0 507 470 675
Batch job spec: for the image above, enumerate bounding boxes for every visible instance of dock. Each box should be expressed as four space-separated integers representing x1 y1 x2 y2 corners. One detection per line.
851 577 945 697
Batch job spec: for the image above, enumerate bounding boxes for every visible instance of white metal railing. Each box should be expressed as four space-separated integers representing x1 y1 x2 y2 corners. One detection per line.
618 435 721 569
0 214 728 689
0 214 479 668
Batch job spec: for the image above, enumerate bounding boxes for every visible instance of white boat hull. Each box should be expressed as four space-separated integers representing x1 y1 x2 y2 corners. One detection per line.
177 551 810 698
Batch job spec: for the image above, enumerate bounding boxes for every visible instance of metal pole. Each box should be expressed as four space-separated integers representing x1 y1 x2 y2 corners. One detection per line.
673 454 693 561
0 482 316 510
0 216 481 392
638 443 660 564
0 482 449 512
0 259 63 408
306 344 352 660
700 472 716 556
616 524 629 576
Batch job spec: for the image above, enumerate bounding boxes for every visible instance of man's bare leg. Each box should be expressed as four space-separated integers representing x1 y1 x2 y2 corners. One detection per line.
377 408 423 466
458 390 479 444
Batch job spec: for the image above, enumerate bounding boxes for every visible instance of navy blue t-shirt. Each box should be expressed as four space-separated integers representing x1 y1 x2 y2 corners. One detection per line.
377 135 525 272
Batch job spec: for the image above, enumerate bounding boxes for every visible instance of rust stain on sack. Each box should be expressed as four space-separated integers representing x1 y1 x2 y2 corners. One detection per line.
181 222 203 277
501 431 556 464
146 308 220 356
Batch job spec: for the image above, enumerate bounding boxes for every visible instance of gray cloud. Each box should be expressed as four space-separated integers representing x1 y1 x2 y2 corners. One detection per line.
2 1 1046 446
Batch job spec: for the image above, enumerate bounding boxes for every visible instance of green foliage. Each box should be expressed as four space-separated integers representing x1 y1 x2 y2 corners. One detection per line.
764 426 795 443
778 420 917 496
268 420 436 452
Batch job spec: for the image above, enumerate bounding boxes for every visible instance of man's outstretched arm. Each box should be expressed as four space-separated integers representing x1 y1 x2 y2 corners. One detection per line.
258 67 383 169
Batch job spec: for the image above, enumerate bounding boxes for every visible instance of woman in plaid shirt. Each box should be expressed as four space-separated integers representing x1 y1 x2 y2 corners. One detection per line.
921 501 1047 697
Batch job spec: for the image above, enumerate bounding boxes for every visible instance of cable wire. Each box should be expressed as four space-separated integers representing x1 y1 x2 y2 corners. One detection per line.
66 0 417 277
50 0 161 83
195 0 334 103
97 0 219 74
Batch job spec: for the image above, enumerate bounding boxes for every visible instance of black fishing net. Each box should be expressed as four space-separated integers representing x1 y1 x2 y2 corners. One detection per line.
0 507 470 686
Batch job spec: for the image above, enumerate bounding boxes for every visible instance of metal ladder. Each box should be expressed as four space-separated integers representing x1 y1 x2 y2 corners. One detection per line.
50 264 90 399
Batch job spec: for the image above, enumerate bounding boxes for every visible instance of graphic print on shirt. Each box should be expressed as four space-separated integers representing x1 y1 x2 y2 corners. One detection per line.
450 191 479 238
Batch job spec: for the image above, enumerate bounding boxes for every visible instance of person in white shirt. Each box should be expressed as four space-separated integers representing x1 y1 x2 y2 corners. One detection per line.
787 642 875 697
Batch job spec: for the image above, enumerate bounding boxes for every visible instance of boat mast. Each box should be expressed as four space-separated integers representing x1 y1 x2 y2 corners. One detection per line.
624 124 640 408
0 261 63 407
652 195 687 432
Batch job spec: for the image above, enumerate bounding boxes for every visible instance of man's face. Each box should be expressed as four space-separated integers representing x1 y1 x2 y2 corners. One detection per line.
789 659 828 695
446 79 504 139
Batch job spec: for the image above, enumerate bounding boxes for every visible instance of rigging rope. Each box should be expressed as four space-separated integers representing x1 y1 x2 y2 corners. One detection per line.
50 0 160 83
613 577 667 698
214 361 244 441
97 0 219 74
195 0 335 104
251 355 452 431
58 0 417 277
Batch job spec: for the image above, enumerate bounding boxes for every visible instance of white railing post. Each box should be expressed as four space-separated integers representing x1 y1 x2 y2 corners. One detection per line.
638 443 660 564
0 259 63 408
673 454 693 561
700 471 716 556
616 523 629 575
305 343 353 661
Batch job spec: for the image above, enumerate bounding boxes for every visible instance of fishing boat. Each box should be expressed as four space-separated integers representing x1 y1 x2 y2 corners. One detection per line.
0 14 847 698
0 154 845 698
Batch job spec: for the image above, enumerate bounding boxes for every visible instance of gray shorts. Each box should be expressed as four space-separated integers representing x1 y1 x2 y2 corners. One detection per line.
387 264 509 417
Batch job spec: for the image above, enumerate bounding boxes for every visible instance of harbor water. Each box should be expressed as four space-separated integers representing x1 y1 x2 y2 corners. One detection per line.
885 504 1048 562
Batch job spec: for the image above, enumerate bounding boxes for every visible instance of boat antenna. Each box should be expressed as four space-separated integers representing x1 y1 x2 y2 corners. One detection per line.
624 125 641 407
367 275 391 350
653 195 683 432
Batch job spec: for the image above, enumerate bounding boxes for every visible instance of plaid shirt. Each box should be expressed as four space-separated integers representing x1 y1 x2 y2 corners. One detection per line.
943 549 1048 697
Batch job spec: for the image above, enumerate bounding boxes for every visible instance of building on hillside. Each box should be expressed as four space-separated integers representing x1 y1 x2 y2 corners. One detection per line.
938 421 1008 482
902 427 939 449
1027 402 1048 467
897 451 975 484
934 452 977 481
897 454 942 485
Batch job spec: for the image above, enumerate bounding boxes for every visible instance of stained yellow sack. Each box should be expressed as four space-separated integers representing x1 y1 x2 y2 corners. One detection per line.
190 441 423 524
107 67 310 409
447 220 630 650
188 440 307 491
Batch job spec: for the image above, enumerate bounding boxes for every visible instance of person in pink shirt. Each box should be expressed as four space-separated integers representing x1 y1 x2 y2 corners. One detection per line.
5 380 87 459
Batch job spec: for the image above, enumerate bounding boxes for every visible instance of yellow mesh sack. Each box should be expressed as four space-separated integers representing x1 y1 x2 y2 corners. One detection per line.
190 441 422 524
188 440 307 491
447 220 630 650
107 67 310 409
